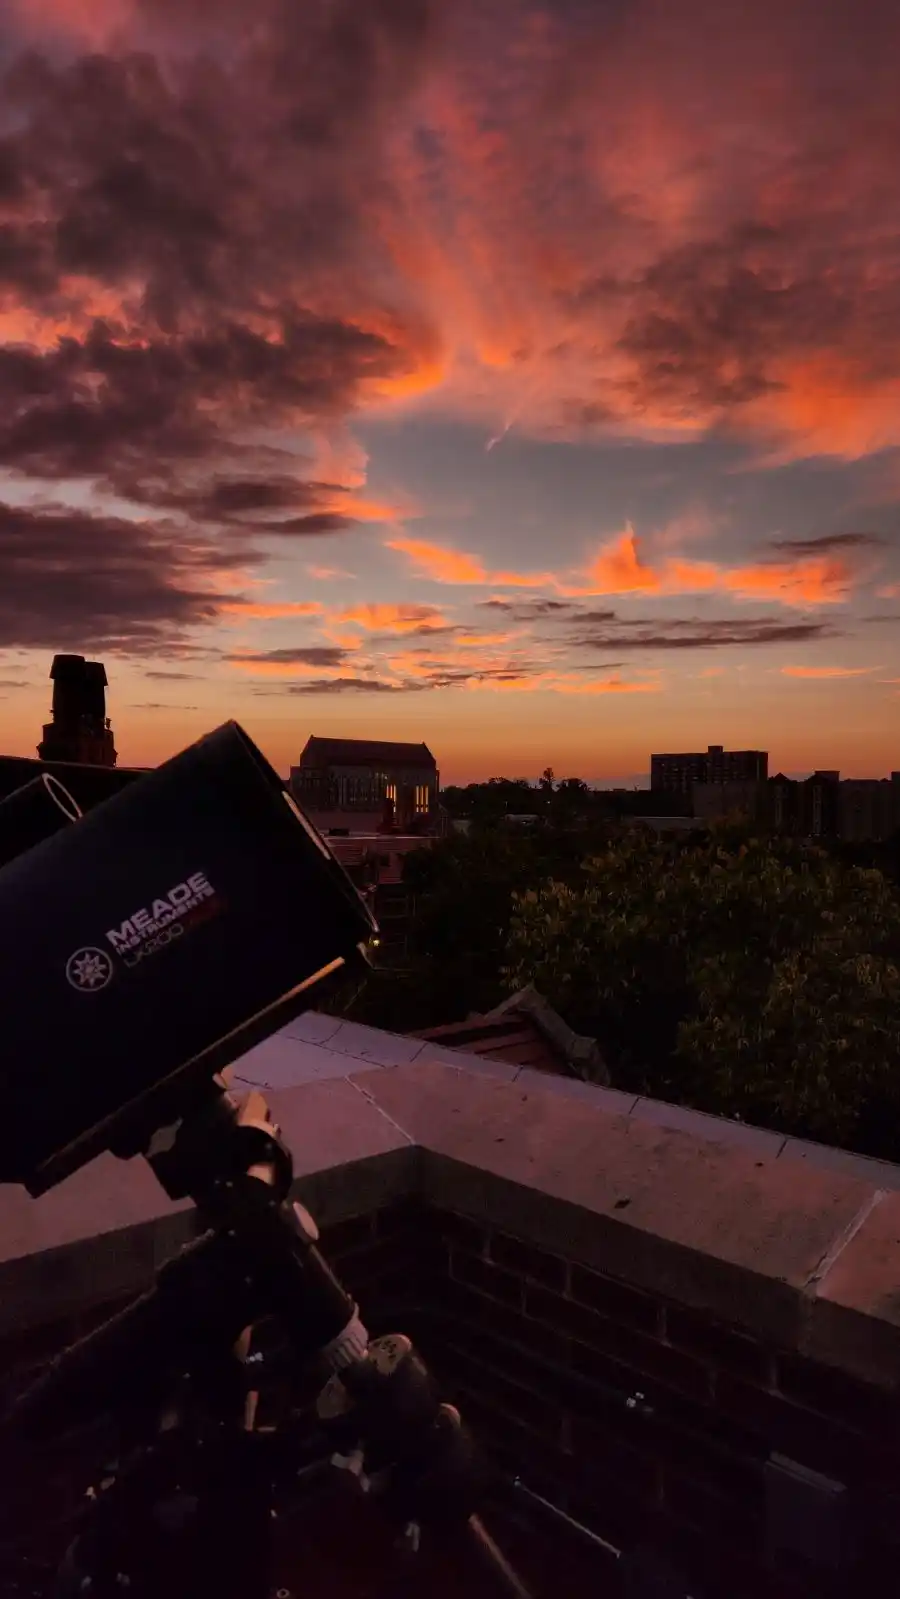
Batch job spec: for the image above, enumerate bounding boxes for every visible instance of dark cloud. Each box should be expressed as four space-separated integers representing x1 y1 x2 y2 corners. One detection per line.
129 701 198 710
259 512 354 536
0 677 31 688
0 321 398 506
260 661 537 694
567 617 837 649
613 220 900 418
0 500 248 651
618 230 810 408
280 676 426 694
477 597 579 619
436 668 530 686
366 623 460 643
145 669 199 680
126 474 360 535
766 531 887 555
0 9 434 636
230 646 349 668
410 664 534 688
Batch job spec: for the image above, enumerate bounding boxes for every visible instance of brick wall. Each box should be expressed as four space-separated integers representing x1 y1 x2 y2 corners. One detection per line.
318 1200 900 1599
6 1054 900 1599
2 1196 899 1598
0 1205 609 1599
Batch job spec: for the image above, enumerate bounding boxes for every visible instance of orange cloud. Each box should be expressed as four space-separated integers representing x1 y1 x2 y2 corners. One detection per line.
389 527 862 609
748 360 900 462
219 601 323 620
228 658 363 679
576 532 855 606
584 529 661 595
385 537 557 590
335 603 450 633
333 495 411 524
721 558 851 606
454 672 661 696
541 675 661 696
780 666 879 679
385 539 489 584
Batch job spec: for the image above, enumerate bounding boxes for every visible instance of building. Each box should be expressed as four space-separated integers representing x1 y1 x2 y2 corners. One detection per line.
691 779 766 825
37 655 117 767
629 814 708 837
0 655 145 813
324 831 441 961
290 737 441 834
764 771 900 844
692 770 900 844
692 771 842 838
411 985 609 1080
651 744 768 798
768 771 840 838
838 775 900 843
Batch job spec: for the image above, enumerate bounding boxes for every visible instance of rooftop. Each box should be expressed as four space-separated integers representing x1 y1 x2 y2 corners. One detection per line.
297 737 437 771
412 987 608 1079
4 1011 900 1595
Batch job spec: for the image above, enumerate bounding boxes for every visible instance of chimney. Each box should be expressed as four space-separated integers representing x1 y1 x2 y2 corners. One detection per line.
37 655 118 768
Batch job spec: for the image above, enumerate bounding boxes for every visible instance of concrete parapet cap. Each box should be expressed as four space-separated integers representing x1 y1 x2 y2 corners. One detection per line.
2 1060 899 1392
361 1061 900 1386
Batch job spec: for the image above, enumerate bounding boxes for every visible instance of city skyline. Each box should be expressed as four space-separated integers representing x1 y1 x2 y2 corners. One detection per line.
1 0 898 783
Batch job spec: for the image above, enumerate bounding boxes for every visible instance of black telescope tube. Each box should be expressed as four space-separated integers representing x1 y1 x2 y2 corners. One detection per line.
0 774 81 871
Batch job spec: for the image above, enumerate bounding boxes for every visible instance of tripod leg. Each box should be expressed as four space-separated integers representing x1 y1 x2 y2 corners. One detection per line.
467 1516 537 1599
194 1431 274 1599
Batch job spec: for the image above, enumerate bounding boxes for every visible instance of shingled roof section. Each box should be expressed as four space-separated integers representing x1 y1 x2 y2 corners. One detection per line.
412 986 610 1081
298 736 437 770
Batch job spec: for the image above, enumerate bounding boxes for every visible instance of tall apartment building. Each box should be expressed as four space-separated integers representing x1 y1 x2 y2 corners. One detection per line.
693 770 900 843
838 775 900 843
651 744 768 798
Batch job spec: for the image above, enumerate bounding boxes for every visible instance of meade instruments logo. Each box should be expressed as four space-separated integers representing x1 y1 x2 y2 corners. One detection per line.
105 870 218 969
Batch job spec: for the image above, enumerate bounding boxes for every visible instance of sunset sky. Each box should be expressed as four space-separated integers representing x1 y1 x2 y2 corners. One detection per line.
1 0 898 783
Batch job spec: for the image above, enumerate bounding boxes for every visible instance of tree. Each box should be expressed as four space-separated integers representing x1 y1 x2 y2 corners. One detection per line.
337 817 623 1032
396 828 557 1023
505 829 900 1158
440 778 537 826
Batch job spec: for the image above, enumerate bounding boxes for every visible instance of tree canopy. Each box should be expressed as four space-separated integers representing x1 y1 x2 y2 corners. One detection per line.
329 799 900 1159
506 827 900 1157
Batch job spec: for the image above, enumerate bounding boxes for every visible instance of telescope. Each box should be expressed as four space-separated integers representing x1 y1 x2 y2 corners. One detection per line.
0 722 380 1195
0 724 538 1599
